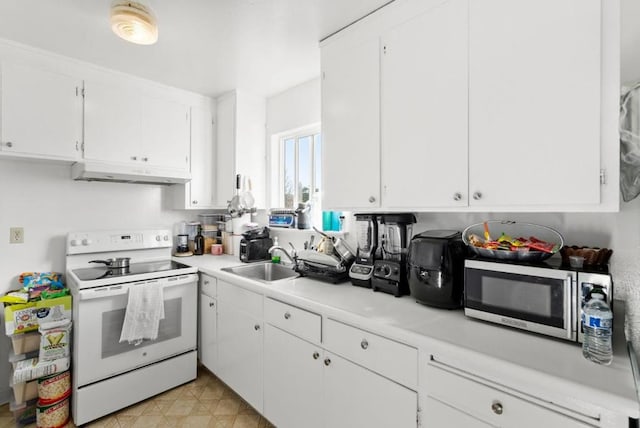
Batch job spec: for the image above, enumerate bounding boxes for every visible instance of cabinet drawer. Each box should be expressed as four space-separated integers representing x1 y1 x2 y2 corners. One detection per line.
218 281 262 316
264 298 321 343
324 319 417 388
200 274 217 297
426 364 595 428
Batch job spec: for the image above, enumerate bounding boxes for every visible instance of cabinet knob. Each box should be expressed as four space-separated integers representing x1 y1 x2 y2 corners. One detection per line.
368 196 376 203
313 352 320 360
192 200 198 205
284 312 291 320
324 358 331 366
209 302 215 308
131 156 137 161
5 141 13 148
254 324 261 331
453 192 462 201
142 157 149 162
473 192 483 200
491 401 503 415
204 280 209 285
360 339 369 350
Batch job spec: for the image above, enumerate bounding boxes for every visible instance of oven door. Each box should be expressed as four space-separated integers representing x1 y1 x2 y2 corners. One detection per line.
74 274 197 386
464 260 577 341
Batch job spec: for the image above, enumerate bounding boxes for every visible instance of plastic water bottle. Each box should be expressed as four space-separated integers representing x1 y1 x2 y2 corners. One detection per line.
582 293 613 365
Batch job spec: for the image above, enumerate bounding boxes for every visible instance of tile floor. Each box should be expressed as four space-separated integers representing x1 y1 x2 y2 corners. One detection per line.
0 366 275 428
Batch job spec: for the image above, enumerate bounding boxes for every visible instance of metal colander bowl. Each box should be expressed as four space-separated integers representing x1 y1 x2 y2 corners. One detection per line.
462 221 564 262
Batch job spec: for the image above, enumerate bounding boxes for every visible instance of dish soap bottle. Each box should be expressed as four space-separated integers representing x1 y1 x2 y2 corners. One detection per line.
271 236 281 264
194 225 204 256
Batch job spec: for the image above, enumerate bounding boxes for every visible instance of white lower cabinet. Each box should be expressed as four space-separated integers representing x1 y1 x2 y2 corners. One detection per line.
264 325 324 428
323 351 417 428
198 274 217 372
424 359 598 428
216 280 263 413
263 298 418 428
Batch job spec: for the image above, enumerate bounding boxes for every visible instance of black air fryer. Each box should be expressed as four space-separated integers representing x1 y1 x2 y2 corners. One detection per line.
407 230 466 309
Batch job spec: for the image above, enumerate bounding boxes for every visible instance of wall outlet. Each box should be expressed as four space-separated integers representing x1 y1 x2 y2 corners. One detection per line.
9 227 24 244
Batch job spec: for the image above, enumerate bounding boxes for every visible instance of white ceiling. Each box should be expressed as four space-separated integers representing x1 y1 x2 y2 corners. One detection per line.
0 0 391 98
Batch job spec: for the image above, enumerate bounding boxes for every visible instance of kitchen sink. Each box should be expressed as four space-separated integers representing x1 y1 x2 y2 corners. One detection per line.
222 262 299 283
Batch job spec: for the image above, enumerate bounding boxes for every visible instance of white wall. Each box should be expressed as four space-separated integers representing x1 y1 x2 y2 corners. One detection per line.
265 78 321 207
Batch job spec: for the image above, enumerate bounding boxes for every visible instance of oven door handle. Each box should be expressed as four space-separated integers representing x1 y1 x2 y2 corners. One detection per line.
78 274 197 300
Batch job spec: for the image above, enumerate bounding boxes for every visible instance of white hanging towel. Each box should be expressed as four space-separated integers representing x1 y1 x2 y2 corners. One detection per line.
119 283 165 345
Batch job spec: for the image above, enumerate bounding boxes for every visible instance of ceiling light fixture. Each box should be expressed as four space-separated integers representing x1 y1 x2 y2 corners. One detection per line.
110 1 158 45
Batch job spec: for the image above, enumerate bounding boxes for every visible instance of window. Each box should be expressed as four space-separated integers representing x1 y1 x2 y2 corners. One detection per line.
280 128 321 209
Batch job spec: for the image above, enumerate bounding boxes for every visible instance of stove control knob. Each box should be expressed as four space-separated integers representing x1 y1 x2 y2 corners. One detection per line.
82 239 92 246
163 235 169 241
70 239 80 247
155 235 161 242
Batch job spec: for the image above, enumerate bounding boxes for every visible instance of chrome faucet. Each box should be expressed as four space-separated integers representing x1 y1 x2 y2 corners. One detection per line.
268 245 297 266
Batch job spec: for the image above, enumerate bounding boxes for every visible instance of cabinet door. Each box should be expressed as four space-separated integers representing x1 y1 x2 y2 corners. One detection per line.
381 0 469 208
215 93 237 207
321 37 381 210
423 397 493 428
264 325 323 428
217 298 263 412
1 62 82 160
323 352 417 428
140 95 190 171
84 80 142 164
468 0 602 207
199 293 217 372
188 106 215 208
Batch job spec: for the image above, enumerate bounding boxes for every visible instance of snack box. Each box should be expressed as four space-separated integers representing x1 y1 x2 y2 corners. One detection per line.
4 295 72 335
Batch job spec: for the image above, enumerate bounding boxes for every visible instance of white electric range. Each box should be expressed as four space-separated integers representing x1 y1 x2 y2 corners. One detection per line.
66 229 198 425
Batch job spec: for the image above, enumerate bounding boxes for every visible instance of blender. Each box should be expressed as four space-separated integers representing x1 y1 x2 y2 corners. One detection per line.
372 213 416 297
349 214 378 288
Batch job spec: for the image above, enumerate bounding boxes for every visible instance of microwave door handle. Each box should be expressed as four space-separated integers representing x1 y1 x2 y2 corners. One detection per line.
564 275 573 340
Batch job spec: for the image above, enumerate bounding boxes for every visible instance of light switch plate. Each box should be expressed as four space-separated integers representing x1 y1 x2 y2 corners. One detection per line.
10 227 24 244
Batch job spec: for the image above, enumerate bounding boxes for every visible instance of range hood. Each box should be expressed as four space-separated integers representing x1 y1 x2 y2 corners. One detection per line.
71 161 191 185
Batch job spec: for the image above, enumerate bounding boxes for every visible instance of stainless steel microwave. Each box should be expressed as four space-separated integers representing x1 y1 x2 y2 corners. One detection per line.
464 259 613 343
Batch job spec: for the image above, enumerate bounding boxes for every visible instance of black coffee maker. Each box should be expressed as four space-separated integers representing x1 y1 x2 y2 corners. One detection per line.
407 230 467 308
239 227 273 263
371 213 416 297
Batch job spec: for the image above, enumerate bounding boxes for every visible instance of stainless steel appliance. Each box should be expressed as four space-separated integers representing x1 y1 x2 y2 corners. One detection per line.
464 258 613 343
239 227 273 262
349 213 378 288
372 213 416 297
407 230 466 308
269 209 296 228
66 229 198 425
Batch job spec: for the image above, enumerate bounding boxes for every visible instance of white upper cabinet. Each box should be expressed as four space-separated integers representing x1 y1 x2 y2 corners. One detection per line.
84 80 190 171
321 0 619 212
1 62 83 161
83 80 141 165
187 106 215 208
381 0 469 209
322 35 381 210
215 90 266 208
140 95 190 170
468 0 603 208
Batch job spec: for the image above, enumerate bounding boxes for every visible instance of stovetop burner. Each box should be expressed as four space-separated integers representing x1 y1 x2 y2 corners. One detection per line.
73 260 191 281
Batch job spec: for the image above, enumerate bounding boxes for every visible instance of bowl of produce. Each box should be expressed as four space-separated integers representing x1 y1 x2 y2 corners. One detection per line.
462 221 564 262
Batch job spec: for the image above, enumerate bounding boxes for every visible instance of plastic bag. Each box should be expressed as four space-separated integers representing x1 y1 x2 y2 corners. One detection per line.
620 82 640 202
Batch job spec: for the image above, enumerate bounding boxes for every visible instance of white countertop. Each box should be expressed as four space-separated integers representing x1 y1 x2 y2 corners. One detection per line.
177 254 640 419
